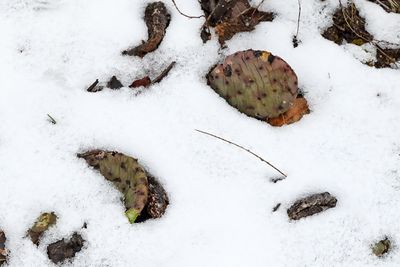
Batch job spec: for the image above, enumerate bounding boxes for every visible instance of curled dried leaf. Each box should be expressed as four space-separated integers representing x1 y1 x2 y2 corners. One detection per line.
123 2 171 57
27 212 57 245
267 96 310 127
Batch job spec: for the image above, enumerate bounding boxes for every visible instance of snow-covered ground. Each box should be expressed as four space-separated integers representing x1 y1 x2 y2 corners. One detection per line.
1 0 400 266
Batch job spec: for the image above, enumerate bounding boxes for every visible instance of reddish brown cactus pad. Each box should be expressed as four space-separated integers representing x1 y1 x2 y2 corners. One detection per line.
208 50 298 120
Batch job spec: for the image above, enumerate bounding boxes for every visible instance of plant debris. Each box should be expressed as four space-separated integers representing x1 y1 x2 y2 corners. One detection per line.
107 76 123 89
367 0 400 13
136 174 169 222
0 231 7 266
375 47 400 68
287 192 337 220
322 2 372 46
130 61 176 88
199 0 274 44
130 76 152 88
78 150 168 223
47 232 85 264
27 212 57 245
267 96 310 127
322 2 400 69
122 2 171 57
272 203 281 212
86 79 100 92
372 237 391 257
46 114 57 124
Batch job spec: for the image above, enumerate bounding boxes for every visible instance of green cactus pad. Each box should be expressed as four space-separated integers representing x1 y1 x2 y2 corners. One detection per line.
27 212 57 245
207 50 298 119
78 150 149 223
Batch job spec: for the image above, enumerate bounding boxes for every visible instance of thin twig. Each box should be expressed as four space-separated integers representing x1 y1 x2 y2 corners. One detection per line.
171 0 204 19
295 0 301 39
47 114 57 124
195 129 287 177
152 61 176 84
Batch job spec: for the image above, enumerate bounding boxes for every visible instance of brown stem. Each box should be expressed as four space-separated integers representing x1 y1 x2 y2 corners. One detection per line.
152 61 176 84
171 0 204 19
195 129 287 177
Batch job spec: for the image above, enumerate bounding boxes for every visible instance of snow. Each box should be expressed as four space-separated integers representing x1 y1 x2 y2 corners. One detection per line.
0 0 400 266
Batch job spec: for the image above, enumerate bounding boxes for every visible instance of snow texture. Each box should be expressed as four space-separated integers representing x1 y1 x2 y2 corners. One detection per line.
0 0 400 266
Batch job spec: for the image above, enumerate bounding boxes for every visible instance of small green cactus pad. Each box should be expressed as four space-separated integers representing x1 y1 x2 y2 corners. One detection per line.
207 50 298 120
27 212 57 245
78 150 149 223
372 238 391 257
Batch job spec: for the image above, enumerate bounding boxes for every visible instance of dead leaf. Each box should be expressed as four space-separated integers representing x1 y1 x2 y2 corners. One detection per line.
267 97 310 127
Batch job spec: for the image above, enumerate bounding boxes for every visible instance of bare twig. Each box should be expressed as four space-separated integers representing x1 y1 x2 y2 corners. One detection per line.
171 0 204 19
152 61 176 84
86 79 99 92
195 129 287 177
295 0 301 39
47 114 57 124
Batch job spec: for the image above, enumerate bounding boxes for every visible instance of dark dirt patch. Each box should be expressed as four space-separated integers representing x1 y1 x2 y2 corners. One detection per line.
322 2 400 69
322 2 372 46
122 2 171 57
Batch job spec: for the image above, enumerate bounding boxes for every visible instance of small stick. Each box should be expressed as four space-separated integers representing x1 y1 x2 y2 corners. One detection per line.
86 79 99 92
47 114 57 124
171 0 204 19
195 129 287 177
152 61 176 84
295 0 301 38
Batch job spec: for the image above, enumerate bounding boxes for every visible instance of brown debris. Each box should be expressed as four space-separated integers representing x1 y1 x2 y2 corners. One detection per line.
27 212 58 246
122 2 171 57
47 233 85 264
375 47 400 68
107 76 123 89
130 76 151 88
129 61 176 89
267 96 310 127
0 231 7 266
136 175 169 222
322 2 373 46
200 0 274 44
86 79 100 92
367 0 400 13
287 192 337 220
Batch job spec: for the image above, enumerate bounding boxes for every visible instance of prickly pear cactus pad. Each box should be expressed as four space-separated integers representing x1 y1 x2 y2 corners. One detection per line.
207 50 298 120
27 212 57 245
78 150 149 223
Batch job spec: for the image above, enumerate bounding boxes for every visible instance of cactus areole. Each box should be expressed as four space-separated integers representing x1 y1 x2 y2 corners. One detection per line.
207 50 298 120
